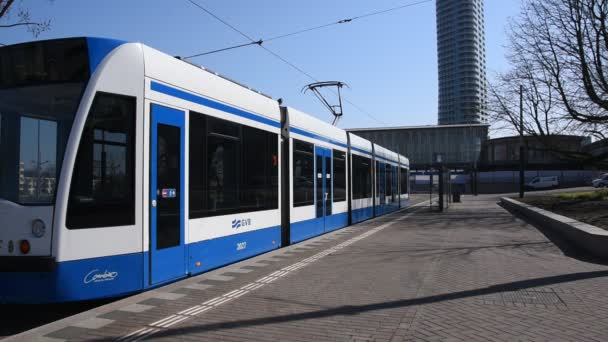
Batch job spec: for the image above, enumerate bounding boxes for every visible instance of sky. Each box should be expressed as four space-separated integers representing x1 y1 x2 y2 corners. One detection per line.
1 0 522 129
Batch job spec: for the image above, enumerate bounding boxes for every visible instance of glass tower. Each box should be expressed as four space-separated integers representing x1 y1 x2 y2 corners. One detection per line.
436 0 488 125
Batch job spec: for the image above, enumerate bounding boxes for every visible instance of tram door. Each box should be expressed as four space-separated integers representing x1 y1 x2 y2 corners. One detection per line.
315 147 332 231
150 104 186 285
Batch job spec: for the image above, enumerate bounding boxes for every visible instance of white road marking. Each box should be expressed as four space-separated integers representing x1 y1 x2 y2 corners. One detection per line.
130 328 159 342
116 327 148 341
116 202 427 341
117 327 159 342
178 305 202 315
189 306 213 316
150 315 177 327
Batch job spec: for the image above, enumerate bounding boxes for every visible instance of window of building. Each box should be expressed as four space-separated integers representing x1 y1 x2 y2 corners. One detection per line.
66 92 136 229
189 112 278 218
332 150 346 202
293 140 315 207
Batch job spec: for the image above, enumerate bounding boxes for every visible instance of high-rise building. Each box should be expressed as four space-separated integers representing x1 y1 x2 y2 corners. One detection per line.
436 0 488 125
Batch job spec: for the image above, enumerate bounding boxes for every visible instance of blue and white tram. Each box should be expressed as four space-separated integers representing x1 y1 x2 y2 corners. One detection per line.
0 37 411 303
397 154 411 207
373 144 399 216
284 107 349 243
348 133 375 224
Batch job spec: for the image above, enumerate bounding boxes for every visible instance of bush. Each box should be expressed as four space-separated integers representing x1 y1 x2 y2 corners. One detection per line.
556 190 608 201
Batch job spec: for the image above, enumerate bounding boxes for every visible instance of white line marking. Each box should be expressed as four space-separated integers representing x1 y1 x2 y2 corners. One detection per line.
130 328 159 342
120 327 157 342
231 290 248 299
240 282 258 290
189 306 213 316
265 277 279 283
178 305 202 316
255 275 273 283
248 283 264 291
224 289 242 297
150 315 176 327
116 327 148 341
163 316 189 328
203 297 223 306
211 297 233 306
158 315 187 328
226 289 247 298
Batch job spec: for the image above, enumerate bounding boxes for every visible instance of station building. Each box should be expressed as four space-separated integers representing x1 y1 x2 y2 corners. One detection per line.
347 124 489 170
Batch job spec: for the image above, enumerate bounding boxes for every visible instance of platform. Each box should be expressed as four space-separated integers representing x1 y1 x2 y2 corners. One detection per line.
6 194 608 342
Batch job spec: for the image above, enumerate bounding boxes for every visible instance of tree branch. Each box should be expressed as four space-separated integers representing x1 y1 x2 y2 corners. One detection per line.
0 21 43 28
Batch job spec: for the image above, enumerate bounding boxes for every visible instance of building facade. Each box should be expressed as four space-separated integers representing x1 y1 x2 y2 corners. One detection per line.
348 124 489 169
481 135 602 170
436 0 488 125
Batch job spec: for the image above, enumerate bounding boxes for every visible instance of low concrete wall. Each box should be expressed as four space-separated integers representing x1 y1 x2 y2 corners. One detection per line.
501 197 608 259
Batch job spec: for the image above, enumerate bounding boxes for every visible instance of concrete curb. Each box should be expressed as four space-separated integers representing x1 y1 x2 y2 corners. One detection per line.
500 197 608 259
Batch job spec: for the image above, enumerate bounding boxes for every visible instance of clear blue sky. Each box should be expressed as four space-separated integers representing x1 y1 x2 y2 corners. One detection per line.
1 0 521 129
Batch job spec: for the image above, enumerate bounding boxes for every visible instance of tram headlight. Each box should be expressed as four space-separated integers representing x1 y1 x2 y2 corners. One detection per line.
20 240 31 254
32 219 46 238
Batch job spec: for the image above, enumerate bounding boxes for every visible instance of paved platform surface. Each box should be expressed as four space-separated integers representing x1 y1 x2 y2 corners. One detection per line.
8 194 608 342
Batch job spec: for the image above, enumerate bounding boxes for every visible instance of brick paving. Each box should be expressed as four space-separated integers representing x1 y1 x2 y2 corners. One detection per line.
8 194 608 341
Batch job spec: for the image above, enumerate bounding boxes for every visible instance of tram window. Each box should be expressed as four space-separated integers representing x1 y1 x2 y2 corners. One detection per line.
333 150 346 202
66 92 135 229
400 167 409 195
189 114 206 216
376 161 381 198
189 113 278 218
18 116 57 204
292 140 314 207
207 124 239 214
384 164 393 202
241 125 278 211
352 154 371 200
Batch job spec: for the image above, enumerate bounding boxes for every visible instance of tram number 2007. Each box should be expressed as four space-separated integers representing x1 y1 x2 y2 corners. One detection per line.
236 242 247 251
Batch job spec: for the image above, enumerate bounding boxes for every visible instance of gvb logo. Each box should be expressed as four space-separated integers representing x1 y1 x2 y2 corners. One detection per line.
231 218 252 229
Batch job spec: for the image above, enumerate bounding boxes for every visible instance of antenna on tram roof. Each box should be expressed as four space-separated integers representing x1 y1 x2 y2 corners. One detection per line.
302 81 348 126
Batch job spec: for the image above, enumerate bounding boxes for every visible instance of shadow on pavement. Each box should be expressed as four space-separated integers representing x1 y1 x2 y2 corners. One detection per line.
94 270 608 341
0 298 117 338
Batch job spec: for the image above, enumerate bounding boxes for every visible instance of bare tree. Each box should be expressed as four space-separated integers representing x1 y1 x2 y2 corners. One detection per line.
490 0 608 166
511 0 608 127
489 61 592 162
0 0 51 37
490 57 576 138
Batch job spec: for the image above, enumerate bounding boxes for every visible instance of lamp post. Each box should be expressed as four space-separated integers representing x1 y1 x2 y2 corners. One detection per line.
519 85 525 198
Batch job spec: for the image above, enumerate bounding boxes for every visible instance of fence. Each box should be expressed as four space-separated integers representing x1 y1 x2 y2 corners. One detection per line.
411 169 600 195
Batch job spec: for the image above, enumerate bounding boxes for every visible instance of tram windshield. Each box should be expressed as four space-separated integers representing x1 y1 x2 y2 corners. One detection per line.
0 39 89 205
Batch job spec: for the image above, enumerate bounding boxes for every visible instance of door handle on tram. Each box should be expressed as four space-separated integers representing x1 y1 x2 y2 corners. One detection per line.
152 200 157 207
324 192 328 200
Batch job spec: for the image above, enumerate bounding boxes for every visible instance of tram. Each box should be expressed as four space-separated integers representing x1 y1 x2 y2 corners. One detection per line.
0 37 409 303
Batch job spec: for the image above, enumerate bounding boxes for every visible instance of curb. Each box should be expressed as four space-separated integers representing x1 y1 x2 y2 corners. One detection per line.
500 197 608 259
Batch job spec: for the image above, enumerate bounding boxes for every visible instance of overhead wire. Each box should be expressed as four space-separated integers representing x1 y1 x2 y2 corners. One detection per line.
185 0 257 42
186 40 262 59
264 0 432 42
184 0 432 58
183 0 401 125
